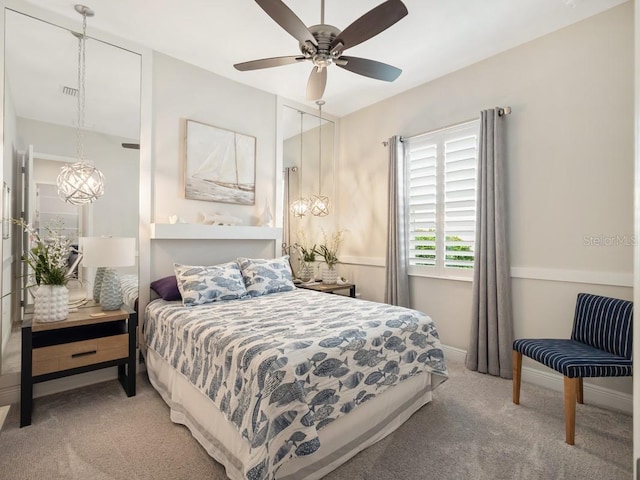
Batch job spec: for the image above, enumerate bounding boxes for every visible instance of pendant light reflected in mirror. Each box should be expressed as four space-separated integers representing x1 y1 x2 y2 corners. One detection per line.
310 100 330 216
290 110 310 217
57 4 105 205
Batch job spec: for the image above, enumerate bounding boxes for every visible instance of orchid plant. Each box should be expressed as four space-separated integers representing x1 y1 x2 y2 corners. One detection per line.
316 229 344 269
293 230 317 263
16 219 77 286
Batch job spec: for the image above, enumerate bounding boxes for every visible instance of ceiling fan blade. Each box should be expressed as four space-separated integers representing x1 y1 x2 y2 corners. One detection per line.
255 0 317 47
121 143 140 150
331 0 408 53
234 55 305 71
306 66 327 101
337 56 402 82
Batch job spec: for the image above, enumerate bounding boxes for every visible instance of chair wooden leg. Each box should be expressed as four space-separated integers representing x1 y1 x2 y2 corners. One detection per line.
564 376 578 445
577 378 583 404
512 350 522 404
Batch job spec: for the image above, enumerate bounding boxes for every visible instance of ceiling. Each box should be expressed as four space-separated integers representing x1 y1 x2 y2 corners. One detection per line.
12 0 629 126
5 9 141 140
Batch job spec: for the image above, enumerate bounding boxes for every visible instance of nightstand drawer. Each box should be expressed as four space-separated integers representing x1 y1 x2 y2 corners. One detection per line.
32 334 129 376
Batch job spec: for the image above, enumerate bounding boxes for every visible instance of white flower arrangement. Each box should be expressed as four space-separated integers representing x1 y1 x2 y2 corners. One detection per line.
16 219 78 286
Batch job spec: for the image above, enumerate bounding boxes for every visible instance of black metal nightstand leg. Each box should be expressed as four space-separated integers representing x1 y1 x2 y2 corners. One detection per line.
349 286 356 298
20 326 33 427
118 313 137 397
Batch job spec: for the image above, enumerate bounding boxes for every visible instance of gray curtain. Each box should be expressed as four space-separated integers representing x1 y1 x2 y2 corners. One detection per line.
465 109 514 379
384 136 410 307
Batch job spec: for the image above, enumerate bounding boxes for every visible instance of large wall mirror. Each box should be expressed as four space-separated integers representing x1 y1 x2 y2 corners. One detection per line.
0 7 141 380
281 103 337 278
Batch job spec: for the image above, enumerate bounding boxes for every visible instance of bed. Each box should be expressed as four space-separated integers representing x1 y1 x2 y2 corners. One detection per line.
119 273 139 311
143 262 448 480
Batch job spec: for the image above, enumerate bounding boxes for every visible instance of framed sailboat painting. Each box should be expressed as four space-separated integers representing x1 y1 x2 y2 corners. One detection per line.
184 119 256 205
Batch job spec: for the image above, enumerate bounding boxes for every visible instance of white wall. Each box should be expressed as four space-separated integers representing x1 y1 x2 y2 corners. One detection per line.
338 4 633 396
150 52 279 280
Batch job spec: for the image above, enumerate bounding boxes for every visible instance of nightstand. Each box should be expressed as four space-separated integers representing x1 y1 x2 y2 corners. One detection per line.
20 304 137 427
297 282 356 298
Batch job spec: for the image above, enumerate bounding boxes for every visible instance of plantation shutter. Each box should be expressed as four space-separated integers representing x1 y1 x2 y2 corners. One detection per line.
444 133 477 268
408 140 437 266
406 120 479 276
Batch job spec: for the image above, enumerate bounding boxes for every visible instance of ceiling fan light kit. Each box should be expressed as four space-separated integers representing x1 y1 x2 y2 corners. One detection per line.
235 0 408 100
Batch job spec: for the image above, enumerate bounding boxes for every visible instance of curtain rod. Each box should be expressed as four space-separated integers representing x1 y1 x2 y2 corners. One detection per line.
381 106 512 146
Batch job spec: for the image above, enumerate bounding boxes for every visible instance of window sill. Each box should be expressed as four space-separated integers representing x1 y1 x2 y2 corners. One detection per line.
408 272 473 283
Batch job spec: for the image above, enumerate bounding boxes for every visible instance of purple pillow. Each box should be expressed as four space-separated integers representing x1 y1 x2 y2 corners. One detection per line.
151 275 182 301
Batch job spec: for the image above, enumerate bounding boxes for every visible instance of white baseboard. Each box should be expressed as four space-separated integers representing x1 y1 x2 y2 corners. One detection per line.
441 344 467 363
520 363 632 414
0 383 19 407
441 344 632 415
0 405 9 431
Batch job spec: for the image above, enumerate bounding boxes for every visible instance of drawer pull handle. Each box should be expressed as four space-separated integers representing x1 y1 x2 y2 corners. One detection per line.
72 350 97 358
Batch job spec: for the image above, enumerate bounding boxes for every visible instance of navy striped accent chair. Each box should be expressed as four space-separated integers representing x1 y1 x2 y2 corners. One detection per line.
512 293 633 445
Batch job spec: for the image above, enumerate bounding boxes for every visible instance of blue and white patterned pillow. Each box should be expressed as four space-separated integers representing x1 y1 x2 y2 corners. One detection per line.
174 262 248 306
237 256 295 297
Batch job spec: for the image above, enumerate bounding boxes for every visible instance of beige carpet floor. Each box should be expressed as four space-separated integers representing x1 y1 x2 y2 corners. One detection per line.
0 359 632 479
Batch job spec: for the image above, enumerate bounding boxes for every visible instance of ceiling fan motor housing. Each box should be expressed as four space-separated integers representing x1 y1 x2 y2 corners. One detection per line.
302 24 341 68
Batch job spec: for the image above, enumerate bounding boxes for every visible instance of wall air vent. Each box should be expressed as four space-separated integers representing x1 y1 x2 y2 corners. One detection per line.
61 85 78 97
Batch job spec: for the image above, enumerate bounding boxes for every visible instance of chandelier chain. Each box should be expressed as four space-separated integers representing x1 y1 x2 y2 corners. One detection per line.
58 5 105 205
299 111 304 203
76 11 88 162
318 102 322 195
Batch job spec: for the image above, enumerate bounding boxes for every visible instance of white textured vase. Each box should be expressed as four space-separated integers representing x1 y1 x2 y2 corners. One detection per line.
33 285 69 322
321 265 338 285
298 262 313 282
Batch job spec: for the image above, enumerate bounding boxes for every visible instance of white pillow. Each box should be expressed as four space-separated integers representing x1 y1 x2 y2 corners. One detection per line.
237 256 295 297
174 262 248 306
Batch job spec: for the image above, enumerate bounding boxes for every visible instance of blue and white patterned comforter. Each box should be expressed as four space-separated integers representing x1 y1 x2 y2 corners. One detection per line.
119 274 138 311
144 288 448 480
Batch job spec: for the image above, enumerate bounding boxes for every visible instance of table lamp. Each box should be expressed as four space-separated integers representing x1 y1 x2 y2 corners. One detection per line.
79 236 136 310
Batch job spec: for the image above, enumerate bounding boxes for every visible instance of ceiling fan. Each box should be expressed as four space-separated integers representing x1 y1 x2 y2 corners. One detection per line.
234 0 408 101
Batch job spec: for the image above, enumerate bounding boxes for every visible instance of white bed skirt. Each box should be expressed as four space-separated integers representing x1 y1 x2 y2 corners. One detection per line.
146 348 434 480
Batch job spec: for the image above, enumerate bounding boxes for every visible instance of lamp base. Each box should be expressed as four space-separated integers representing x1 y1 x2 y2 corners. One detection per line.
100 268 123 311
93 267 106 302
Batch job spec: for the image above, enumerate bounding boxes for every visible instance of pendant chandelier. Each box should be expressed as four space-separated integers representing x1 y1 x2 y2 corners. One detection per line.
57 4 105 205
290 110 310 217
310 100 330 216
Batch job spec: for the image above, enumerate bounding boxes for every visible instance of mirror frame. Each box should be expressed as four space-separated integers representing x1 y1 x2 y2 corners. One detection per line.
0 0 152 401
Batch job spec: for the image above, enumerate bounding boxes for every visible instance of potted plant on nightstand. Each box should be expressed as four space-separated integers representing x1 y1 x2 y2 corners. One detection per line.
293 230 316 282
17 219 77 322
317 229 344 285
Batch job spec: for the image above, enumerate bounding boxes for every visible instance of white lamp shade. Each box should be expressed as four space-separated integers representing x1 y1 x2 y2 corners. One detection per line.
80 237 136 268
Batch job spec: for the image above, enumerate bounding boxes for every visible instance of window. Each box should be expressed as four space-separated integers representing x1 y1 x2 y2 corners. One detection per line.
406 120 479 278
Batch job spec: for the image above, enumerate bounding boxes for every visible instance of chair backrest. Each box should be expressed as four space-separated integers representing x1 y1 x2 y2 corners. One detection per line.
571 293 633 359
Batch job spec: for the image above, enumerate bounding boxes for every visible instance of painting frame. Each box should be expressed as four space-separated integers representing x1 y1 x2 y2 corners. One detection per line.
183 119 257 205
